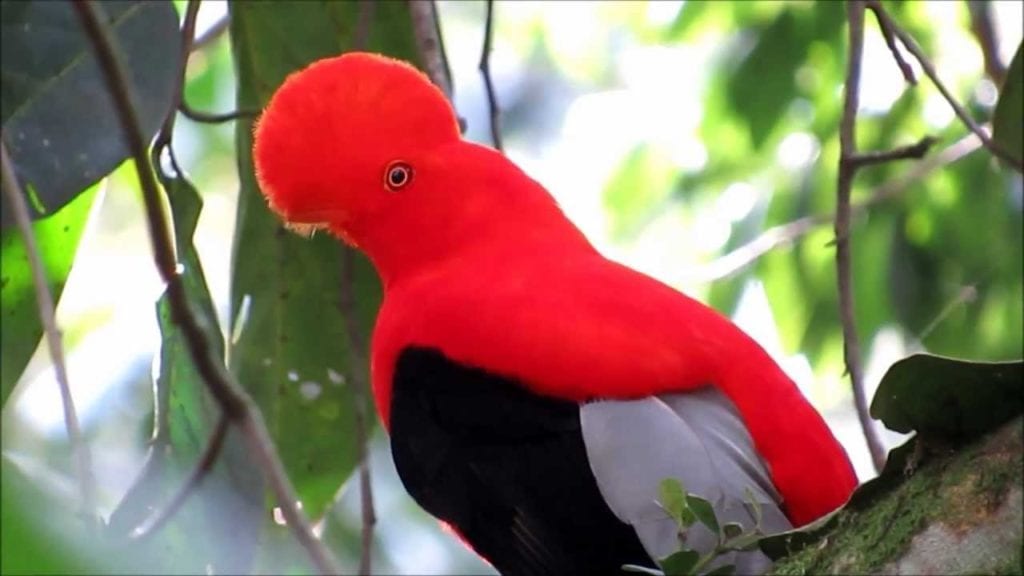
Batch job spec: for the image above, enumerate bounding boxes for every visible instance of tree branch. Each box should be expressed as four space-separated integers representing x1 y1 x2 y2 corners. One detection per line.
850 135 936 168
838 0 887 474
866 2 916 85
0 139 98 523
179 100 257 124
152 0 199 176
866 0 1023 172
409 0 453 102
479 0 504 152
966 0 1006 85
71 2 340 573
340 251 376 576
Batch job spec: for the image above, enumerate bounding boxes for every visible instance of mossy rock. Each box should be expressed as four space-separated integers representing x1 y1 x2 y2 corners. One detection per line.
769 417 1023 575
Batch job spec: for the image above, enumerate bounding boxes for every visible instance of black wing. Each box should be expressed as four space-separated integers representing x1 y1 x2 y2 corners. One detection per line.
390 347 652 576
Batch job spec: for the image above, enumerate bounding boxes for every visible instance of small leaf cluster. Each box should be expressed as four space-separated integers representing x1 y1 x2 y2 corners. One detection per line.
623 479 766 576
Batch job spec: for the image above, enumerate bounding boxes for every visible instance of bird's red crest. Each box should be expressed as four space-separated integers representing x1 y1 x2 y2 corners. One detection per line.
253 52 460 237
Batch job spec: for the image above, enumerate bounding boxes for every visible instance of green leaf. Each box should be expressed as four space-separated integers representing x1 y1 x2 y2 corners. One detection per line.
992 41 1023 168
869 354 1023 440
659 478 696 527
1 456 93 574
0 0 180 227
229 1 419 523
660 549 700 576
685 493 720 535
1 183 98 405
725 5 844 149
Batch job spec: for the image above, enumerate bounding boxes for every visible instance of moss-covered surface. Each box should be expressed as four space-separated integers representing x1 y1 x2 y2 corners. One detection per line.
769 418 1023 575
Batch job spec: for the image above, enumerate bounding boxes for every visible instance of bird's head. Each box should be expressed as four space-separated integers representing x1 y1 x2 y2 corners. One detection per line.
254 52 459 242
254 52 587 285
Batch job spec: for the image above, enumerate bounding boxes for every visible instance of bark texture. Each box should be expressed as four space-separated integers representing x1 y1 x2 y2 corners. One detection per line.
770 417 1023 575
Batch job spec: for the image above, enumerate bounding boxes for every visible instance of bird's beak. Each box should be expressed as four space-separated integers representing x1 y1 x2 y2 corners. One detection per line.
277 208 350 242
283 220 328 238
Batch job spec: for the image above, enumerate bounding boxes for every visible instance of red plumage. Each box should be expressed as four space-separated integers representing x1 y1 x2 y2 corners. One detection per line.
255 52 857 536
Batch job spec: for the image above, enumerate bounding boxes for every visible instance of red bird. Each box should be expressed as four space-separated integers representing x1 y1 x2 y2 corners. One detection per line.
254 52 857 575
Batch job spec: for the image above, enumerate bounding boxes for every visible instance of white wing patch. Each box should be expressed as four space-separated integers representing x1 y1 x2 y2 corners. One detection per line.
580 387 792 574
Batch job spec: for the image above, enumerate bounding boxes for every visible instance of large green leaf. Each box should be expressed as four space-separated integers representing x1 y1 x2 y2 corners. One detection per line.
0 183 98 405
725 4 844 149
0 0 180 227
229 1 418 525
992 41 1022 169
1 456 100 574
105 176 264 573
869 353 1023 440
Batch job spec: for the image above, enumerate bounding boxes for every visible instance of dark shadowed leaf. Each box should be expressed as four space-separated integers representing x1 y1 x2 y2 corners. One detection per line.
0 183 98 405
869 354 1023 440
0 0 180 228
660 549 700 576
725 5 843 149
757 506 840 561
229 1 418 528
992 41 1022 169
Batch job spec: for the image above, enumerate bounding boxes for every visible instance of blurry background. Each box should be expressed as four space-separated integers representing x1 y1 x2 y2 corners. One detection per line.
3 1 1022 574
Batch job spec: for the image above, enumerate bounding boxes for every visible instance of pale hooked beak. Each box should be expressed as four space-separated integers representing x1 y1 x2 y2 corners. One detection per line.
283 221 329 238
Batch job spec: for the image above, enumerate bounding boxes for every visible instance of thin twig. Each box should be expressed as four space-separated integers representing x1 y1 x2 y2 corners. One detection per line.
479 0 504 152
867 0 1023 171
838 1 888 474
340 251 376 576
966 0 1006 85
179 100 257 124
866 3 916 84
72 2 340 573
916 284 978 343
192 12 229 52
165 3 254 132
351 0 375 52
153 0 199 175
0 139 98 522
130 413 229 540
408 0 453 101
850 135 935 168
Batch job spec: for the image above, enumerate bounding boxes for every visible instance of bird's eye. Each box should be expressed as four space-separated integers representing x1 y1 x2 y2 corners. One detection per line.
384 161 413 191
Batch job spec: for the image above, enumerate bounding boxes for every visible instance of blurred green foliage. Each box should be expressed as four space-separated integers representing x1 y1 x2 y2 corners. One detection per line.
1 1 1021 574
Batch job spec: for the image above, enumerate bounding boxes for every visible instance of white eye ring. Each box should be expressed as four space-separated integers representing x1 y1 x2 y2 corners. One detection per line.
384 161 413 191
